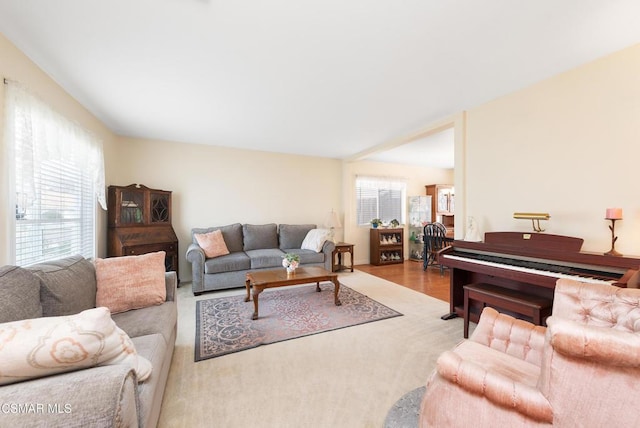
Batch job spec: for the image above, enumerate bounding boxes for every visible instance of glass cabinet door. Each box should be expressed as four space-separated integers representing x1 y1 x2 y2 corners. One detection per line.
150 191 171 223
119 189 145 224
437 188 449 213
437 186 454 214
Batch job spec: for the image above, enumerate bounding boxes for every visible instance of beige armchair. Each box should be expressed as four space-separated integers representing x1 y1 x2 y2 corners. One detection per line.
419 278 640 427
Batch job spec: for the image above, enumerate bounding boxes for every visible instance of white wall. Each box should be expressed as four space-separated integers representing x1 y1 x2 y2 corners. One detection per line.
463 43 640 255
0 33 117 264
342 160 453 264
110 138 343 280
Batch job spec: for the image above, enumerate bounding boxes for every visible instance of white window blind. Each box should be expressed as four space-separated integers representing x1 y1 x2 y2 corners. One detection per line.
5 81 106 266
355 176 406 226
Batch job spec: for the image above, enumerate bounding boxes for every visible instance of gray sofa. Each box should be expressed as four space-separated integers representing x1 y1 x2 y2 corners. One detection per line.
0 255 177 428
186 223 336 294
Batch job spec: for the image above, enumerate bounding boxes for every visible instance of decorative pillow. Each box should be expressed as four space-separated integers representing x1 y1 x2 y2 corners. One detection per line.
301 229 331 252
0 307 152 386
95 252 166 314
194 229 230 258
192 223 243 253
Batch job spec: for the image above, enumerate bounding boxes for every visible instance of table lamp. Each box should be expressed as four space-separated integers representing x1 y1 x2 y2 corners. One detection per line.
325 209 342 242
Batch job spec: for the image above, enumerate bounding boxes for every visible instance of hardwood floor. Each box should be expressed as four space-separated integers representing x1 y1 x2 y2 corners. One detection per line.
355 260 450 303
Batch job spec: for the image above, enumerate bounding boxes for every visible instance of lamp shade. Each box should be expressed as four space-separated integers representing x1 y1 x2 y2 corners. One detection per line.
325 210 342 229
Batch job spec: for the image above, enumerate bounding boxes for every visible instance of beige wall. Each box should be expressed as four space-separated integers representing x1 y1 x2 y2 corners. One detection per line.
463 43 640 255
110 138 343 280
0 33 117 264
4 27 639 274
109 138 454 275
342 160 453 265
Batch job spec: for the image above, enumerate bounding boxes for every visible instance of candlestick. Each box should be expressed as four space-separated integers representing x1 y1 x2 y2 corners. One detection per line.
604 218 622 256
605 208 623 220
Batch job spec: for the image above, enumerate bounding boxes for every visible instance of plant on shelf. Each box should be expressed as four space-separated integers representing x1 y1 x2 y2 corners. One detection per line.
370 218 382 228
390 219 400 228
282 253 300 273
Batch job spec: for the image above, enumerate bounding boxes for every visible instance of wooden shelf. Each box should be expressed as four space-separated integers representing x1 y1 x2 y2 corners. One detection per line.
370 228 404 266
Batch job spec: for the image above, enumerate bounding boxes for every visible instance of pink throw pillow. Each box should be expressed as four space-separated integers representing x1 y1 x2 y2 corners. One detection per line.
95 251 167 314
194 229 230 258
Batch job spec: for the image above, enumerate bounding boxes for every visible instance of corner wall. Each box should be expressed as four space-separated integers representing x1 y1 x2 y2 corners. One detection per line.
464 43 640 255
109 137 343 280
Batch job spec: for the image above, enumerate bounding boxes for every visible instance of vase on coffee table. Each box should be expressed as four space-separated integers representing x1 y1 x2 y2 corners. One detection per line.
282 253 300 275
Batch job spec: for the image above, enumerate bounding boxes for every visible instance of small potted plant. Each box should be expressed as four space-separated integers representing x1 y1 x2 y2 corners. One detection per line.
282 253 300 273
370 218 382 229
390 219 400 228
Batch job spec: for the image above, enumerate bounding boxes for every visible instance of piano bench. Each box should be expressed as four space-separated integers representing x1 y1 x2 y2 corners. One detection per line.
462 283 552 338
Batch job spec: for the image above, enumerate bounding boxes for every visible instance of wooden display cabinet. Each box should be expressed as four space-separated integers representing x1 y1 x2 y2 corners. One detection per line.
108 184 179 279
370 228 404 266
425 184 455 238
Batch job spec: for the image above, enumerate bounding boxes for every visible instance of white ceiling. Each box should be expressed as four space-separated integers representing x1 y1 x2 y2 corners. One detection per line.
364 128 455 169
1 1 640 167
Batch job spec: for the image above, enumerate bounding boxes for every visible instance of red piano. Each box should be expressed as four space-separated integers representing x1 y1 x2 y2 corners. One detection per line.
439 232 640 322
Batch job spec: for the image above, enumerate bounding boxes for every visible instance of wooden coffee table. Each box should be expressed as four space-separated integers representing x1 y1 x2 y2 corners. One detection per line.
245 266 341 320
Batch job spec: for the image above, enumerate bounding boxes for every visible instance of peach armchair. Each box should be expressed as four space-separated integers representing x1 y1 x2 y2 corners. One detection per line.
419 278 640 427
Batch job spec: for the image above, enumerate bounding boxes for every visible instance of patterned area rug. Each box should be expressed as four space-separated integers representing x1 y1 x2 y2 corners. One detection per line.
195 283 402 361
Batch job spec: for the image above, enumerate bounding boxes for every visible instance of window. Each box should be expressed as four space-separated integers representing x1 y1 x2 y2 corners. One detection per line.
355 176 406 226
5 81 106 266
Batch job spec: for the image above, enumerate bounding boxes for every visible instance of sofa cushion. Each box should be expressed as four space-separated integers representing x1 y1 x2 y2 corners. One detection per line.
194 229 230 258
0 266 43 323
280 248 325 264
113 301 177 345
243 223 278 251
0 307 152 386
246 248 286 269
95 251 167 314
131 333 168 427
27 255 97 317
301 228 331 252
279 224 316 250
204 252 251 274
192 223 243 253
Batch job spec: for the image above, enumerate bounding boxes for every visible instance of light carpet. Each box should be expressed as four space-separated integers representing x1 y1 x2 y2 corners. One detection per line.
195 283 402 361
158 270 467 428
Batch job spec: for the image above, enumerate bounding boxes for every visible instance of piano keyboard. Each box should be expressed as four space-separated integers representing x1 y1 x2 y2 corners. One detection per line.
443 254 618 285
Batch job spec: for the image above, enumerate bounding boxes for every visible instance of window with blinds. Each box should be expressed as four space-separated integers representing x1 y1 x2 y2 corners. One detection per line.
6 81 105 267
15 160 95 266
355 176 406 226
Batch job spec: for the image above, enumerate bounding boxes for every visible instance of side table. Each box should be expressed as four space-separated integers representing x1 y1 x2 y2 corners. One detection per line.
332 242 354 272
